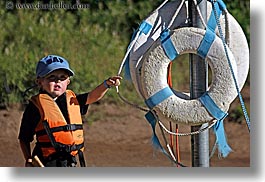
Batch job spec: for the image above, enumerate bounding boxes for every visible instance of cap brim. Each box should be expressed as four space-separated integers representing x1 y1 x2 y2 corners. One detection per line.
38 67 74 77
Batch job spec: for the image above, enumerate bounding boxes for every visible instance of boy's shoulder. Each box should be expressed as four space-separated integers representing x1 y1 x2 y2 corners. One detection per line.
23 100 39 112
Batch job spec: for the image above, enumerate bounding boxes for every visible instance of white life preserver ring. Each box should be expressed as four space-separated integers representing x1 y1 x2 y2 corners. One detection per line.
128 1 249 97
139 27 238 125
128 0 187 96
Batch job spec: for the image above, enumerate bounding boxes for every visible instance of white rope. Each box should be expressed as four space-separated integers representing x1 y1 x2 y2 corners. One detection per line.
166 144 177 161
156 0 170 11
158 120 216 136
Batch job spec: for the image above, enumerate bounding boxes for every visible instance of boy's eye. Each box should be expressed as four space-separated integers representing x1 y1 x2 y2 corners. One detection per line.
46 75 56 81
59 75 68 81
45 75 68 82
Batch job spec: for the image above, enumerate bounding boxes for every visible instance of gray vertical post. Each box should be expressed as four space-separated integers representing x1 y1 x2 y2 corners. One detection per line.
188 0 209 167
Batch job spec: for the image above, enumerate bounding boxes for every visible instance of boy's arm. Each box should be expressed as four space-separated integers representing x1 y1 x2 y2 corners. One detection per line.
86 76 122 105
19 140 34 167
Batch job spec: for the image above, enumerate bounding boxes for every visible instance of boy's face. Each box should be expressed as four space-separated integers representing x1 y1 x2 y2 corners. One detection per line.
37 69 70 99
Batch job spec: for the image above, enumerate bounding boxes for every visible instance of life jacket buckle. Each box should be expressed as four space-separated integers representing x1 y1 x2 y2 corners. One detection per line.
63 124 74 131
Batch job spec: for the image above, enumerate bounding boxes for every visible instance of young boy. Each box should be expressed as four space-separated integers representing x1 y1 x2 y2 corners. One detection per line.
18 55 122 167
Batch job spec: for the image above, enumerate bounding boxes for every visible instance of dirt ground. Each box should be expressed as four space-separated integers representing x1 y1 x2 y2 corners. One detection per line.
0 86 250 167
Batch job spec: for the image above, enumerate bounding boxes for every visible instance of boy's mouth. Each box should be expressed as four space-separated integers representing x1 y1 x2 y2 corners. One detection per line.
54 85 61 90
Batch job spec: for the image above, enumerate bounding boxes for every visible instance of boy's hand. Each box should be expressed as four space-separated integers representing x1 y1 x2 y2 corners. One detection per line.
106 76 122 87
25 158 34 167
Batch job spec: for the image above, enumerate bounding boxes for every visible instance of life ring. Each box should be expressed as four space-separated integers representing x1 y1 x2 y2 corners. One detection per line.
139 27 238 125
128 1 249 97
128 0 187 96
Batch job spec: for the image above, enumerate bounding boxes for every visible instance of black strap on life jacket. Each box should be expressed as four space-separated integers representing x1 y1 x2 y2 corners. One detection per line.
36 123 83 137
42 120 59 150
42 120 86 167
38 141 84 152
78 149 86 167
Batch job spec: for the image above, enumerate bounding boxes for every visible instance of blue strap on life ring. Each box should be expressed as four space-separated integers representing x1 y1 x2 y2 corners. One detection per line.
197 0 226 59
207 0 226 32
199 92 232 157
199 92 228 120
145 86 174 109
145 111 167 152
144 87 174 158
160 29 179 61
130 20 153 43
138 21 153 36
197 28 216 59
145 110 186 167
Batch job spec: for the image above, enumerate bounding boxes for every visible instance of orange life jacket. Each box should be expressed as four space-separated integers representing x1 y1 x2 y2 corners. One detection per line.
30 90 84 158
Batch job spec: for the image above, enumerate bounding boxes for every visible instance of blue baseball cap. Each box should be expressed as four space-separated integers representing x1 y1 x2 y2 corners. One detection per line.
36 55 74 78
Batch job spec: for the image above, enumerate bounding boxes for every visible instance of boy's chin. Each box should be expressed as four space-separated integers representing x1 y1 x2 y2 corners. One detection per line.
50 91 64 98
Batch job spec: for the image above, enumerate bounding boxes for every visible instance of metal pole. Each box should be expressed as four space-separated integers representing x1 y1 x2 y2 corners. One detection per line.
188 0 209 167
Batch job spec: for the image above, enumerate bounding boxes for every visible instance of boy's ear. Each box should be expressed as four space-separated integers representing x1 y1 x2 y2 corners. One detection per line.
67 79 70 85
35 78 41 86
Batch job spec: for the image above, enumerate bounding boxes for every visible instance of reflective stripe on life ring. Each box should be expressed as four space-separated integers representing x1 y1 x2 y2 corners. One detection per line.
140 27 238 125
